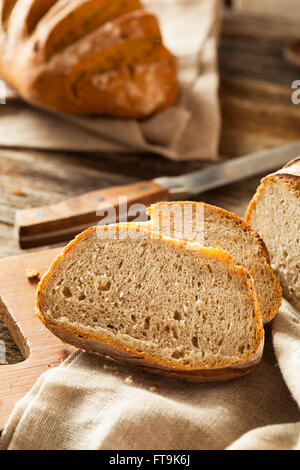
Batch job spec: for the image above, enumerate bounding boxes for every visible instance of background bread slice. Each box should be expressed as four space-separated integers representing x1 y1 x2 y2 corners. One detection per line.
148 201 282 323
36 224 264 382
246 158 300 311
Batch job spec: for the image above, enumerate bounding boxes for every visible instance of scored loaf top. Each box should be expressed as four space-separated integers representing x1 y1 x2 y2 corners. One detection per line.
0 0 178 117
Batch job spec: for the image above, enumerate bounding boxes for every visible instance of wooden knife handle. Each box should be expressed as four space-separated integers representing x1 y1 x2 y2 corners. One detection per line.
15 181 169 249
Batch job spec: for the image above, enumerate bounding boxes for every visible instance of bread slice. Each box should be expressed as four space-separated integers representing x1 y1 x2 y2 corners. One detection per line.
36 224 264 382
148 201 282 323
246 158 300 311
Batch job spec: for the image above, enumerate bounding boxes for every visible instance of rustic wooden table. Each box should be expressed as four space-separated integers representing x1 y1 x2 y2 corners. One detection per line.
1 11 300 362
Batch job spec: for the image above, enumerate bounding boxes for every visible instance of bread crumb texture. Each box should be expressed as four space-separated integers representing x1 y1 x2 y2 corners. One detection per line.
149 201 282 323
246 166 300 311
36 225 264 375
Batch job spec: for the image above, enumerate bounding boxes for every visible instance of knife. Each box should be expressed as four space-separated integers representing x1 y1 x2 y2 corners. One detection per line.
15 141 300 248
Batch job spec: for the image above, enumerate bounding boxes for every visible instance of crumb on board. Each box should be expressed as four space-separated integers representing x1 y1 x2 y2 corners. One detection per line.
124 375 133 384
26 268 40 282
103 364 118 372
11 188 26 196
149 385 157 392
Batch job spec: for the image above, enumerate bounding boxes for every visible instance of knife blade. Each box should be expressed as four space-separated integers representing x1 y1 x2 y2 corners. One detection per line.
154 140 300 196
15 141 300 248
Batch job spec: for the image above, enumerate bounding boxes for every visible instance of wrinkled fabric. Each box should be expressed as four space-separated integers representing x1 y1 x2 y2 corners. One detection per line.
0 300 299 450
0 0 221 161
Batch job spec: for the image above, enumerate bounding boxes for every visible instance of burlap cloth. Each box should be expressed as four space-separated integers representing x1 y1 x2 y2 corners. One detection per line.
0 300 299 450
0 0 221 161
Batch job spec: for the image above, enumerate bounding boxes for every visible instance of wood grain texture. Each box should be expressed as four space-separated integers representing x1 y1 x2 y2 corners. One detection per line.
219 11 300 156
16 181 169 248
0 248 75 429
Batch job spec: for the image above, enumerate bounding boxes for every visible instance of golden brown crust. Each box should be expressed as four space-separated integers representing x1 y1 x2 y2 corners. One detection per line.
46 325 259 383
148 201 272 263
0 0 18 30
43 0 144 59
71 46 178 118
35 224 264 380
148 201 282 323
283 156 300 168
0 1 178 117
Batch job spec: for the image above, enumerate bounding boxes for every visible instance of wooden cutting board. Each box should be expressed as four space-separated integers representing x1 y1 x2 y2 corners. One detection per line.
0 248 75 430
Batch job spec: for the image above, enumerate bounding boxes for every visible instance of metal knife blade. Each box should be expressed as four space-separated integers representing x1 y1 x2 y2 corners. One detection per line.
16 141 300 248
155 140 300 198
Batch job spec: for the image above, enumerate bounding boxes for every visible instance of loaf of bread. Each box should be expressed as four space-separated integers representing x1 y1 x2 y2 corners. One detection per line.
148 201 282 323
246 158 300 311
36 224 264 382
0 0 178 117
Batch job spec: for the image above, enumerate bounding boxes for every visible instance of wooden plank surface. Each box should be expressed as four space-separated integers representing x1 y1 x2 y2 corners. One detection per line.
0 248 75 429
219 11 300 156
233 0 300 19
1 12 300 385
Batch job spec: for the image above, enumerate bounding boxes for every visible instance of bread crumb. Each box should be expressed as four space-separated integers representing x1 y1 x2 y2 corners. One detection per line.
149 385 157 392
26 269 40 282
103 364 118 372
11 188 26 196
124 375 133 384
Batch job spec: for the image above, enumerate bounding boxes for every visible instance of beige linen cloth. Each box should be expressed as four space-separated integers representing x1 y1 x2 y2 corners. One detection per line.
0 300 299 450
0 0 221 161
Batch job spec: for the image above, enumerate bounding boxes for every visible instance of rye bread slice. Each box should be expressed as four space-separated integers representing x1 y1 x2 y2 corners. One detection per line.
148 201 282 324
36 224 264 382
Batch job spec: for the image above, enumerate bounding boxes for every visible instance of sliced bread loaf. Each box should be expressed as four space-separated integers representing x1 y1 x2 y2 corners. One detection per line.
148 201 282 323
36 224 264 382
246 158 300 311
